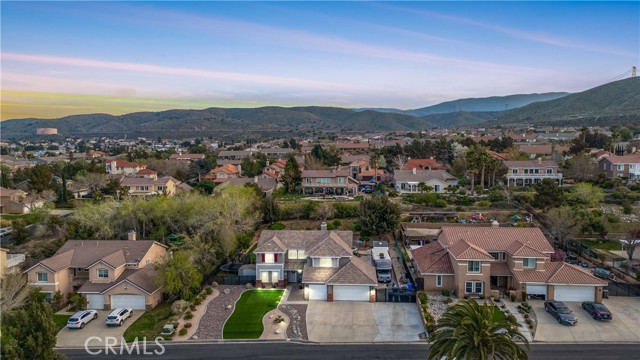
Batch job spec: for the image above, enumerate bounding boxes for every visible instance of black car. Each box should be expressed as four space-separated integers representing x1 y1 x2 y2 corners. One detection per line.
544 300 578 325
582 301 612 320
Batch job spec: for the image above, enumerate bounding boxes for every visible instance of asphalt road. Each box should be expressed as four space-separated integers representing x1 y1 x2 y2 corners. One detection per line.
58 342 640 360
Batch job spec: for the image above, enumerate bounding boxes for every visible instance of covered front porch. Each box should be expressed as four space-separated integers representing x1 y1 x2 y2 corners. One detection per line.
490 262 514 299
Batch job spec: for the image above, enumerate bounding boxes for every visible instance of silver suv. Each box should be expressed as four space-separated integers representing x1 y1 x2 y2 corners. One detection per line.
105 308 133 326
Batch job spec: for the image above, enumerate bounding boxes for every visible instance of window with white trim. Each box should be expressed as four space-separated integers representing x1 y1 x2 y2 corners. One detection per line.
512 169 518 174
465 281 483 294
288 249 305 260
37 272 48 282
436 275 443 287
523 258 536 268
546 168 553 174
97 269 109 278
264 253 275 264
467 261 481 273
318 258 332 268
617 164 624 171
489 252 500 260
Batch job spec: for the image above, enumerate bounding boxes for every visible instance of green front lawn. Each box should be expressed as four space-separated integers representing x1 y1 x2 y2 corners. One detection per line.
492 307 507 322
581 240 623 251
223 290 283 339
53 314 69 332
123 303 173 343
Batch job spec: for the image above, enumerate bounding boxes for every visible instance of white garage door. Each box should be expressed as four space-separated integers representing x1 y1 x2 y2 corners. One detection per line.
308 284 327 300
554 286 595 302
111 295 146 310
526 284 547 298
333 285 370 301
87 294 105 310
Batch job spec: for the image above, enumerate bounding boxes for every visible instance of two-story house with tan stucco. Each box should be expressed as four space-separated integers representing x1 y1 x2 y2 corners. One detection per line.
504 159 563 186
411 226 607 303
301 169 359 196
24 233 167 310
254 229 377 301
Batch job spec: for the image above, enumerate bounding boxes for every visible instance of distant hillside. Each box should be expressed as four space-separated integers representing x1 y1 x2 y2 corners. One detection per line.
405 92 570 117
494 77 640 125
421 111 503 128
0 106 433 139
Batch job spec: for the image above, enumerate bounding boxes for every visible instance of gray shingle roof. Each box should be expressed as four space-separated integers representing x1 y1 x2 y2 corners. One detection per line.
256 230 353 253
393 170 457 183
301 169 351 178
327 256 377 285
55 240 160 267
78 266 161 294
301 264 339 283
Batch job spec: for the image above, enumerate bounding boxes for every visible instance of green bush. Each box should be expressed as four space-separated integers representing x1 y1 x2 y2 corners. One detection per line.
179 328 188 336
331 219 342 228
354 195 364 201
184 311 193 320
441 289 450 297
622 203 633 215
269 222 286 230
184 322 192 329
477 200 490 208
510 293 516 302
193 297 202 305
419 293 428 304
205 287 213 295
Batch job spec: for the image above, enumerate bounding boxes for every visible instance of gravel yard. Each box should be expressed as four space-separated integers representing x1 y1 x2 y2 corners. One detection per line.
191 285 246 340
279 304 308 340
426 294 452 321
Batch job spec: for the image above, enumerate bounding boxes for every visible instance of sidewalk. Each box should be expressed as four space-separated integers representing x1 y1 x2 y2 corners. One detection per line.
504 302 533 343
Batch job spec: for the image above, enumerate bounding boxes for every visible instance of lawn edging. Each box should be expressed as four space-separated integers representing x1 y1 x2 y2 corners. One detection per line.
222 289 284 340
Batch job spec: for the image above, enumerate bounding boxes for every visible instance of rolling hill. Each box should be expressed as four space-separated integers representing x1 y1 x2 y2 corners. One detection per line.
494 77 640 125
0 106 433 139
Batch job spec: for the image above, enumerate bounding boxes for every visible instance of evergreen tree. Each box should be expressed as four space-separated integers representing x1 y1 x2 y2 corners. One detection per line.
281 154 301 193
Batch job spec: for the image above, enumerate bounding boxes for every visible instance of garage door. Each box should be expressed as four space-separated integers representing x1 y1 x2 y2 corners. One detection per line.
111 295 146 310
554 286 595 302
333 285 370 301
526 284 547 299
308 284 327 300
87 294 105 310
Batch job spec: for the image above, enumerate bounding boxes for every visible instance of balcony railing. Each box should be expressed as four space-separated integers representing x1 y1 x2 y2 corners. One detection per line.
6 254 25 268
507 173 562 178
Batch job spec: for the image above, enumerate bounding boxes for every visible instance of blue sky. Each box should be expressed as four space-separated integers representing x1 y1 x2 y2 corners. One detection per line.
1 1 638 119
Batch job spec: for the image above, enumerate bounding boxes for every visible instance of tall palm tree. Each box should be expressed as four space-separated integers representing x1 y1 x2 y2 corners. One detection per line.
428 299 529 360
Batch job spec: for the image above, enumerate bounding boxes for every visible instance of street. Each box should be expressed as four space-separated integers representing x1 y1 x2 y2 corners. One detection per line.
58 342 640 359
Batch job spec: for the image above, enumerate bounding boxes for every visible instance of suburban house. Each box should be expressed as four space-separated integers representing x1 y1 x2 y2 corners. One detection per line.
263 159 287 180
301 169 359 196
105 159 146 175
503 159 562 186
410 226 607 303
0 186 44 214
400 223 440 248
598 154 640 179
25 233 167 310
216 150 252 166
402 158 448 171
259 148 293 158
169 153 206 162
219 176 278 196
254 230 377 301
393 169 458 194
203 163 240 184
517 144 570 159
120 176 179 196
0 247 25 278
349 159 384 182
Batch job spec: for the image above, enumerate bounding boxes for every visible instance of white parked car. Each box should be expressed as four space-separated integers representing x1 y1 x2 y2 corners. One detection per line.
105 307 133 326
67 310 98 329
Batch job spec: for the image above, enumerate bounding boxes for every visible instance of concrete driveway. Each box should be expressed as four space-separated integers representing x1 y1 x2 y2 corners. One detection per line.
534 297 640 343
306 302 423 343
56 310 144 348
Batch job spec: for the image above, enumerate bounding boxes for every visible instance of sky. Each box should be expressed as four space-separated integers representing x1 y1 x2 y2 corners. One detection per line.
1 1 639 120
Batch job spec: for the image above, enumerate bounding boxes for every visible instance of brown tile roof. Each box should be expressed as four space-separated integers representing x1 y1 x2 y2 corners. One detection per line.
410 241 454 275
518 144 569 155
301 264 339 283
448 239 494 260
327 257 377 286
403 159 447 171
169 153 205 160
507 241 548 258
393 169 457 183
211 163 239 175
136 169 158 175
256 230 353 254
502 160 559 168
96 250 126 268
79 266 161 294
439 226 553 255
55 240 160 268
600 155 640 164
490 262 513 276
513 261 607 285
306 232 353 257
302 169 351 178
39 249 74 272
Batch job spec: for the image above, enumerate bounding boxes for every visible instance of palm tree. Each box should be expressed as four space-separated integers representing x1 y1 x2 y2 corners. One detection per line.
369 149 381 184
428 299 529 360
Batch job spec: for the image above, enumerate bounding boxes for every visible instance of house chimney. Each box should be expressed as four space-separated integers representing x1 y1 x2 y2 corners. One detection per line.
237 164 242 176
537 158 542 164
491 220 499 227
412 168 417 175
254 176 258 183
320 222 328 231
128 230 137 241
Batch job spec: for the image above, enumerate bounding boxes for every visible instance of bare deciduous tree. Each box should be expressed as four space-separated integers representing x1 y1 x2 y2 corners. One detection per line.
313 202 335 221
0 273 31 312
545 206 581 250
392 154 407 171
40 189 58 204
76 172 108 193
624 229 640 261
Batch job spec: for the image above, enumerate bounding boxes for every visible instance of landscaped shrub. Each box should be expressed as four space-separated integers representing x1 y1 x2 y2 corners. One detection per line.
333 203 359 218
193 297 202 305
510 293 516 302
184 322 192 329
269 222 286 230
525 318 532 325
418 293 428 304
524 314 529 319
171 300 189 315
184 311 193 320
179 328 188 336
205 287 213 295
477 200 490 208
331 219 342 228
507 314 517 323
441 289 450 297
189 304 196 311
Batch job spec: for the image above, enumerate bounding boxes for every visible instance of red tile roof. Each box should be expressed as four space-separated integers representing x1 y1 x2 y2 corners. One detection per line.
448 239 494 260
107 159 144 168
210 163 239 175
403 159 447 171
490 262 513 276
136 169 158 175
410 241 454 275
513 261 607 285
439 226 554 255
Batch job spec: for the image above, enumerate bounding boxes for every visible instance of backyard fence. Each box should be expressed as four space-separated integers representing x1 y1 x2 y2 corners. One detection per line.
376 288 417 303
210 275 256 286
607 281 640 297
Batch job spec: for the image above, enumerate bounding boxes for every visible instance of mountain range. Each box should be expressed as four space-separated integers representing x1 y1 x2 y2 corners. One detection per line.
1 77 638 139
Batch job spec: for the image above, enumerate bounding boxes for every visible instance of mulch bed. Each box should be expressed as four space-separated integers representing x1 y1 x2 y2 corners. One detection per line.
191 285 246 340
279 304 308 340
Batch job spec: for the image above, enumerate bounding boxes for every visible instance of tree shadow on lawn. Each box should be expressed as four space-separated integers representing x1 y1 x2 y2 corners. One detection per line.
223 289 284 339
